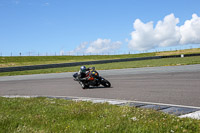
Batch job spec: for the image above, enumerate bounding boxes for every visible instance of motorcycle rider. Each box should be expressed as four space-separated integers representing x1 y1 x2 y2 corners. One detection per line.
77 66 93 81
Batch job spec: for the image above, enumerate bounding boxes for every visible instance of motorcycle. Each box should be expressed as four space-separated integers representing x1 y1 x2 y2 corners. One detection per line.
73 68 111 89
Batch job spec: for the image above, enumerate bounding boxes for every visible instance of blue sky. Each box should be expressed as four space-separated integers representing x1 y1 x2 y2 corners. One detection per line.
0 0 200 56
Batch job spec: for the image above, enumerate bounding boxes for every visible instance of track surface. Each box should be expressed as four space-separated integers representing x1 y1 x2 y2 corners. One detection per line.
1 64 200 107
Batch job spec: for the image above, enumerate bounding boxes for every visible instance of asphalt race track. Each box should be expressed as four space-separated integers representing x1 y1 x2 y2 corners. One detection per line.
1 64 200 107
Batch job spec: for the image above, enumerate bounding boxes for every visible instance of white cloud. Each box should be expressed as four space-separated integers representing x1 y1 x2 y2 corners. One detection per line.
154 14 181 47
70 42 88 54
86 38 121 54
128 13 200 51
180 14 200 44
129 19 156 51
71 38 122 55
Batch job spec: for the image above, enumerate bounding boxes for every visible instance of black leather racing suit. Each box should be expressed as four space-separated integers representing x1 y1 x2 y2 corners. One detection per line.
77 68 91 81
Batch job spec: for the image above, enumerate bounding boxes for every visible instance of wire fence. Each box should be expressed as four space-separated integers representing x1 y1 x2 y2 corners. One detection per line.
1 45 200 57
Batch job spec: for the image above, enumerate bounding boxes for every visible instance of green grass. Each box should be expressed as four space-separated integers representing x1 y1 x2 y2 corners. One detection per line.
156 48 200 56
0 97 199 133
0 53 155 67
1 56 200 76
1 48 200 68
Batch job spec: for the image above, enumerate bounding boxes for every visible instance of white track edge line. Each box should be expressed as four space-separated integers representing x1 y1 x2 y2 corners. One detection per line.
2 95 200 109
179 110 200 120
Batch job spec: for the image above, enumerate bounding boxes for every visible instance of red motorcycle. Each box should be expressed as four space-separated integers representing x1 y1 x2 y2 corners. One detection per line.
73 69 111 89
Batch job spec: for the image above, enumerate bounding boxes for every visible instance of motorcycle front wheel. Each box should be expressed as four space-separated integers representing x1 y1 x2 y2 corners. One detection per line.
101 80 111 87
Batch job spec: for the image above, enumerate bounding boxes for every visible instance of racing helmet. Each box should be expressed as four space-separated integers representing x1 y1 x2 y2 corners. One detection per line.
80 66 86 73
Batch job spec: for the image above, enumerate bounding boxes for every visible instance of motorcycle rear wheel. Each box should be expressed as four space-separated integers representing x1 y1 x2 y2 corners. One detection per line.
102 80 111 87
80 82 87 89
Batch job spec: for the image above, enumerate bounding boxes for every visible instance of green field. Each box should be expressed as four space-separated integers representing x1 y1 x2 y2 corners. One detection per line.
0 53 155 68
1 48 200 68
0 48 200 76
0 97 199 133
1 56 200 76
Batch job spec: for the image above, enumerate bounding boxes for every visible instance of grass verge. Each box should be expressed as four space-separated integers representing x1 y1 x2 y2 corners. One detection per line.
1 56 200 76
0 97 199 133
